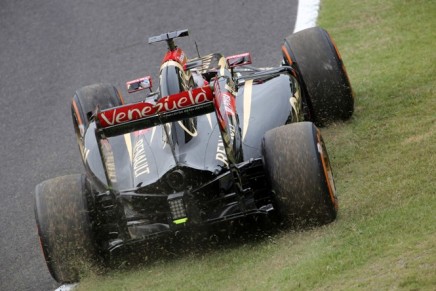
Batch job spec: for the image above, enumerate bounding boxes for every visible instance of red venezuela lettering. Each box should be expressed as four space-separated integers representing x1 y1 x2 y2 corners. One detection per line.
97 86 213 128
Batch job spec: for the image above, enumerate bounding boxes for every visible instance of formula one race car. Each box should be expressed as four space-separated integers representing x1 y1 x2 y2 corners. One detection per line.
35 27 353 283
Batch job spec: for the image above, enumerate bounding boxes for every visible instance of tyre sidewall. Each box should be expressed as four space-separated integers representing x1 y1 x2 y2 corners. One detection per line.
283 27 354 125
263 122 337 227
35 174 96 283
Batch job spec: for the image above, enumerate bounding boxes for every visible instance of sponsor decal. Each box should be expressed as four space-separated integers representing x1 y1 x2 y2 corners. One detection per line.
133 129 150 137
215 124 236 168
178 52 186 64
97 85 213 128
222 93 235 115
162 48 187 65
213 75 240 166
214 91 236 131
215 135 229 167
229 123 236 140
132 138 150 177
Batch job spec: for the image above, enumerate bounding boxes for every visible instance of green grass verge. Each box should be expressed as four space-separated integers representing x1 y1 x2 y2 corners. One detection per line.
77 0 435 289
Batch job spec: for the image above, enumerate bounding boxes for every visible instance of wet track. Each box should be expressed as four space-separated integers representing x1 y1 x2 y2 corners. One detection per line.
0 1 298 289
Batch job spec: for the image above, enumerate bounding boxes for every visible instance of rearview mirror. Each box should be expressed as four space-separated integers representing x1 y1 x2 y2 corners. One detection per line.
226 52 252 68
126 76 152 93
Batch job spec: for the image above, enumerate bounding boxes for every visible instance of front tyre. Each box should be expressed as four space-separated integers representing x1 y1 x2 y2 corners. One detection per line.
263 122 338 227
282 27 354 126
35 174 97 283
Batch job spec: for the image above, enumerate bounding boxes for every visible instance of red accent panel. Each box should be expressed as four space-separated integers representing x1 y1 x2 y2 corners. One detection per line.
213 82 236 131
97 86 213 128
162 47 187 65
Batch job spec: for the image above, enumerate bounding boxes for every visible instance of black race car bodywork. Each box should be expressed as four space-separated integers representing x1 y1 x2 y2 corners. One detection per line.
35 28 354 283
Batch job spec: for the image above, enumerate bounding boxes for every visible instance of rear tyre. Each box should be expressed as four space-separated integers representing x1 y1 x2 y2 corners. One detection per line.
71 83 124 139
263 122 338 227
35 174 97 283
282 27 354 126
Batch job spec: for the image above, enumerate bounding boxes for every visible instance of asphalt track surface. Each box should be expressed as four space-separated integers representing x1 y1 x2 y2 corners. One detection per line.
0 1 299 289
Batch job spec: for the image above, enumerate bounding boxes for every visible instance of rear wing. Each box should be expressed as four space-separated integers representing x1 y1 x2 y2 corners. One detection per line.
148 29 189 44
94 75 242 191
96 85 214 138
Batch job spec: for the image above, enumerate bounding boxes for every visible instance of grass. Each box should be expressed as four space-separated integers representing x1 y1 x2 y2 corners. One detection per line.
77 0 435 289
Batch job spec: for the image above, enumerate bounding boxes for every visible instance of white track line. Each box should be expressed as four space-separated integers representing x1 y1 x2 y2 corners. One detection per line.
294 0 321 32
55 283 78 291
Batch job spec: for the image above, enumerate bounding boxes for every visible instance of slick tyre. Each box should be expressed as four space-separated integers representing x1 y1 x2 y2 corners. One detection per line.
262 122 338 227
35 174 97 283
282 27 354 126
71 83 124 139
